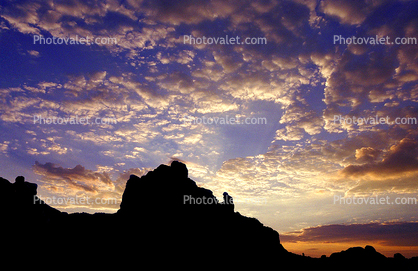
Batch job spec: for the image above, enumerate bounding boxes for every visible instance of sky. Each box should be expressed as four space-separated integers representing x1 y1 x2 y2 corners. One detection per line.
1 0 418 258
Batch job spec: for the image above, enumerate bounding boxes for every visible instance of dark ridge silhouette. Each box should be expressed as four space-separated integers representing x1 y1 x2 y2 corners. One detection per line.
1 161 417 268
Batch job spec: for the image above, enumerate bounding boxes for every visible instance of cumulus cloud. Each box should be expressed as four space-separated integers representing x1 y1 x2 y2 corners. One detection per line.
273 126 305 141
31 161 154 211
275 103 324 141
209 140 345 203
33 161 114 193
341 138 418 179
320 0 379 25
141 0 236 25
354 147 382 163
0 0 175 56
1 1 41 34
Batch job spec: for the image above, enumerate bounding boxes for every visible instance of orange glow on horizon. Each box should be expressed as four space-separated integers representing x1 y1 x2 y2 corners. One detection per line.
281 241 418 259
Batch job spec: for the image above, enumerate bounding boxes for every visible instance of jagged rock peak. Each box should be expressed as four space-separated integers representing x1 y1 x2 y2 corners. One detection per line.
170 160 188 179
119 161 216 214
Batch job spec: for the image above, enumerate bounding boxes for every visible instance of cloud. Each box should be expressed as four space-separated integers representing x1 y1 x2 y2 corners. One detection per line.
209 140 344 202
1 1 41 34
156 50 196 65
31 161 155 212
33 161 114 193
273 126 305 141
281 222 418 247
213 51 242 73
341 138 418 179
156 71 195 94
320 0 379 25
0 95 41 123
142 0 238 25
220 70 286 102
0 0 174 56
0 141 9 155
354 147 382 163
323 50 397 110
27 50 40 57
274 103 324 141
26 139 69 156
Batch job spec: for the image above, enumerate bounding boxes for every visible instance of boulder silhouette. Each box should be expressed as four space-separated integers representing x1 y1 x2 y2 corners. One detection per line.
329 245 386 261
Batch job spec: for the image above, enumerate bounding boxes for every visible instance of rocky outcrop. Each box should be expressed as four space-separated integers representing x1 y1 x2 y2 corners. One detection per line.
328 245 387 267
119 161 230 216
116 161 286 265
1 161 417 268
1 161 286 267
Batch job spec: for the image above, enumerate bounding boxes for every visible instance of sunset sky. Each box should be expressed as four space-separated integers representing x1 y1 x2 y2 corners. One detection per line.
1 0 418 257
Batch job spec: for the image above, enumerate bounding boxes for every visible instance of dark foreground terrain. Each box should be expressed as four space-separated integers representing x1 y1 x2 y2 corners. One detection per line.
2 161 417 268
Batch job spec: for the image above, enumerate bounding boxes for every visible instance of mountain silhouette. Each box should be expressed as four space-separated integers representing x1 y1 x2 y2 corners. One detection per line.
1 161 417 268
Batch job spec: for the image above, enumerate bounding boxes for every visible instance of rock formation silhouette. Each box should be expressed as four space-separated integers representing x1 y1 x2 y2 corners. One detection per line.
1 161 417 268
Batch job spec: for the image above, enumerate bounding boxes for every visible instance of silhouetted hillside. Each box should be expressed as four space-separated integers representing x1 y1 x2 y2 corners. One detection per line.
1 161 417 268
